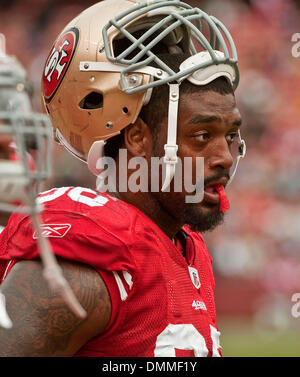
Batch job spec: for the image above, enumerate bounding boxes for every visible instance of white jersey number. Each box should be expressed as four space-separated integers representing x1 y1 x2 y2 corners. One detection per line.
37 187 109 207
154 324 221 357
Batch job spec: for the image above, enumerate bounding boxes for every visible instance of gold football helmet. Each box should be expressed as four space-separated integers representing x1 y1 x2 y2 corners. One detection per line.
41 0 245 190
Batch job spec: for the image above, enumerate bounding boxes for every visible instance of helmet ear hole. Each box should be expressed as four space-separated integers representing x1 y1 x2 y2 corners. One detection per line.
79 92 103 110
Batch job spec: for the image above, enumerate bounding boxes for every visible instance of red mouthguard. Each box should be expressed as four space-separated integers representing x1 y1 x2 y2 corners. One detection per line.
215 184 230 214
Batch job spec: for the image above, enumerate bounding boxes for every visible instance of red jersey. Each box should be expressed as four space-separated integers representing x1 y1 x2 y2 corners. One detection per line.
8 142 35 170
0 186 221 357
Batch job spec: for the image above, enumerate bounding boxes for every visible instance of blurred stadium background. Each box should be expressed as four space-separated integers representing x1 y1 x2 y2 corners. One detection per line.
1 0 300 356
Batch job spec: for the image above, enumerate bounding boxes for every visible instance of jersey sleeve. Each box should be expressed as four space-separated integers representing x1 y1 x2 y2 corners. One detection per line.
0 189 138 335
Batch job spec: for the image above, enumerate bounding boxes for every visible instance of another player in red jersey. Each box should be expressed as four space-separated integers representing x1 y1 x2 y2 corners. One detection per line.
0 0 246 356
0 33 49 232
0 34 85 329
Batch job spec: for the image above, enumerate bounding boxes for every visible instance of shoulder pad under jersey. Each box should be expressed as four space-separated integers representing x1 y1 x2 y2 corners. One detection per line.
0 187 140 274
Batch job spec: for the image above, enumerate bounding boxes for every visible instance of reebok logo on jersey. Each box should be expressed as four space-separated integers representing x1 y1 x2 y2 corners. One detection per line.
33 224 71 239
192 300 207 311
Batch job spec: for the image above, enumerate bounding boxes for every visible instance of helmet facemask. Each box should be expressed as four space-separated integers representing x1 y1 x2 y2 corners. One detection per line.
0 115 52 214
0 45 52 215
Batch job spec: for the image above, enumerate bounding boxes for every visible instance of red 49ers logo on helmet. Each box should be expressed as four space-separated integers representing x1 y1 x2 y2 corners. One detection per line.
42 27 79 103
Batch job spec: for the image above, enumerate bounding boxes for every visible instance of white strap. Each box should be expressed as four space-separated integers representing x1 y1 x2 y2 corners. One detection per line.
162 84 180 192
227 130 246 185
87 139 106 176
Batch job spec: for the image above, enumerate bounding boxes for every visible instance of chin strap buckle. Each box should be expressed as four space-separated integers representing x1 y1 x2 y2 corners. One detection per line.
163 144 178 165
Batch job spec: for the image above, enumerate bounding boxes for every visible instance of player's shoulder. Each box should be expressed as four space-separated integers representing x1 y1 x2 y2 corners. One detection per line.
37 186 142 229
43 186 166 239
0 187 142 272
2 187 142 251
38 186 129 215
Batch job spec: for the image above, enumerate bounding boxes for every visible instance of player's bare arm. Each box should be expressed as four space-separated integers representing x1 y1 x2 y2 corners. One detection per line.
0 258 111 356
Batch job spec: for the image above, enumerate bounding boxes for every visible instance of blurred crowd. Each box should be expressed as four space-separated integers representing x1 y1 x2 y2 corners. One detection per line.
1 0 300 322
201 0 300 325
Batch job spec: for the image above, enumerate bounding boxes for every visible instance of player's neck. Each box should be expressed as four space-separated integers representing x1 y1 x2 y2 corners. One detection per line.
110 190 182 240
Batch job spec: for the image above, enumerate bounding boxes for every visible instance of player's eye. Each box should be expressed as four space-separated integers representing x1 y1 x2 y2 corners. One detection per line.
193 131 210 142
226 132 239 145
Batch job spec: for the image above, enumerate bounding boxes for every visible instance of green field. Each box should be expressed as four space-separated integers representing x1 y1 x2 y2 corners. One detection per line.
219 317 300 357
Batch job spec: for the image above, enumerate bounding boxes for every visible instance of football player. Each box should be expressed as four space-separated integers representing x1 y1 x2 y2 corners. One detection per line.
0 0 246 356
0 34 86 329
0 32 50 231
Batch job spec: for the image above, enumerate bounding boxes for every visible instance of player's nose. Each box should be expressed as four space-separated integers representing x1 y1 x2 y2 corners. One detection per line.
207 138 234 171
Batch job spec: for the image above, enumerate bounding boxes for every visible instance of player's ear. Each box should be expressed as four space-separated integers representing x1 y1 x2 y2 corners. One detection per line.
124 117 152 158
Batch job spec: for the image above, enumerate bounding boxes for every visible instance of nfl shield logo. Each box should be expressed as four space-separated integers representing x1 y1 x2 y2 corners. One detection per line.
188 266 201 289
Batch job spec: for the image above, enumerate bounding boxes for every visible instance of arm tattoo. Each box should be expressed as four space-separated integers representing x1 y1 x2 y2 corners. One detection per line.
0 258 111 356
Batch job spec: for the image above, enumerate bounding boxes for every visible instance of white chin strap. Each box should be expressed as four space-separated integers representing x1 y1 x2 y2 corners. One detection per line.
227 130 246 186
162 83 180 191
87 139 107 177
